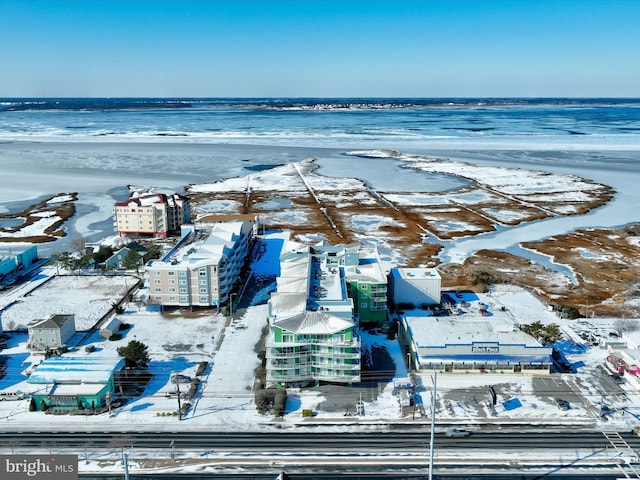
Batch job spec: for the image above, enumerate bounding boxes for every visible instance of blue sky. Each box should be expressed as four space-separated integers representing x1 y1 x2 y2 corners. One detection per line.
1 0 638 97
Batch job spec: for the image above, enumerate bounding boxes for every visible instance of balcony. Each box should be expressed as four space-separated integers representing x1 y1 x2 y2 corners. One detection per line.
313 372 361 383
266 370 313 383
266 337 361 349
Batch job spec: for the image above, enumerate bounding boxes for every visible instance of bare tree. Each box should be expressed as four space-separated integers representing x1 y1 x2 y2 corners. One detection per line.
70 235 89 255
615 318 638 333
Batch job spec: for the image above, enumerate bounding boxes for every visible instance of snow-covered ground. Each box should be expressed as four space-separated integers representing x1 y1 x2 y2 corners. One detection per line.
0 238 637 433
2 234 640 476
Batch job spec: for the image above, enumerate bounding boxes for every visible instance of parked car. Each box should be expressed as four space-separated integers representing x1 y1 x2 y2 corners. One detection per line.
445 427 472 438
170 374 192 384
0 391 26 401
165 390 187 399
554 397 570 411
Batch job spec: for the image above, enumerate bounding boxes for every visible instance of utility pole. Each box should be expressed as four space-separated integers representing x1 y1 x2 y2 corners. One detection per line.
106 391 112 417
428 372 437 480
123 452 129 480
229 293 237 319
175 375 182 421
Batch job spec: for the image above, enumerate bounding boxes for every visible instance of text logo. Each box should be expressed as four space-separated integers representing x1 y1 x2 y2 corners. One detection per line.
0 455 77 480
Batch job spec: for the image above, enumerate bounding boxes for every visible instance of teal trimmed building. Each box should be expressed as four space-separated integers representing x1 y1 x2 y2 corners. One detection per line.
267 311 361 384
27 356 125 411
266 242 367 386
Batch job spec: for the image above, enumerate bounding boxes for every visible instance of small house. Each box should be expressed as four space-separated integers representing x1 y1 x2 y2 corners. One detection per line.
104 243 147 270
27 314 76 351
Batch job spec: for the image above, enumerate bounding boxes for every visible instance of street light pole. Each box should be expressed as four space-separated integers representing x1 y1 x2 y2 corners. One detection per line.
428 372 437 480
174 373 182 421
229 293 237 319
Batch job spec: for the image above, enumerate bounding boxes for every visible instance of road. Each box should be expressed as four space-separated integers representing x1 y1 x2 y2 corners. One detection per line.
2 427 640 479
2 428 638 451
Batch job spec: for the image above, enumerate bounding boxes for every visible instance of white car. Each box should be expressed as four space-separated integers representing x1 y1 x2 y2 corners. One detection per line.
170 374 192 384
445 427 472 438
0 391 26 401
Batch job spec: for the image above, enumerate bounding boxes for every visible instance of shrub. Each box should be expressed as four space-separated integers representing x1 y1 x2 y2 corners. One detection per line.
109 333 123 341
302 409 313 418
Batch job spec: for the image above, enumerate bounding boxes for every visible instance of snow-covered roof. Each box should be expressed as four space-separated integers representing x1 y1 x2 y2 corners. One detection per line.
28 314 74 330
392 267 441 281
51 383 106 396
116 192 187 208
276 276 308 293
275 311 354 335
27 356 125 385
407 315 543 348
151 221 250 269
269 292 307 318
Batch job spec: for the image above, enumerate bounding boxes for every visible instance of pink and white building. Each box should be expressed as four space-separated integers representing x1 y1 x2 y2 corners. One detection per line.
114 193 190 238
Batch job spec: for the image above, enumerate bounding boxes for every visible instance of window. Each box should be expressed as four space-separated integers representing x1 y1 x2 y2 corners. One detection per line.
198 296 208 303
361 284 368 290
169 288 176 293
361 302 368 309
199 288 208 294
154 288 161 293
168 271 175 276
179 288 187 294
179 296 188 303
199 280 207 285
154 279 161 284
154 271 160 276
179 279 187 285
282 334 294 343
199 269 207 276
168 279 175 284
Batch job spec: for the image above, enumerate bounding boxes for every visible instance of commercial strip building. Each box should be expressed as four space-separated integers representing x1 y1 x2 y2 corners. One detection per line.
402 306 553 375
145 219 254 310
114 192 191 238
265 242 376 385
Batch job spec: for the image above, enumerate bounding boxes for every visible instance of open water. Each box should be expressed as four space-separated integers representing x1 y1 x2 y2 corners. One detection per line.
1 98 639 257
1 97 639 146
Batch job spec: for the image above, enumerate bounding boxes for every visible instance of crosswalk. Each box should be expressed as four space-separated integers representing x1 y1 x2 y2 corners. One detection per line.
602 431 640 478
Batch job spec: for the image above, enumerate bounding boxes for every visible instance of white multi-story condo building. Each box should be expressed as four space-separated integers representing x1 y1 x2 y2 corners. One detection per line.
266 241 363 386
145 220 254 310
114 193 190 238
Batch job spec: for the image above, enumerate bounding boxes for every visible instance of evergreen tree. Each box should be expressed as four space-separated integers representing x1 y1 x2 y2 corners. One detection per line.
122 249 142 272
117 339 150 369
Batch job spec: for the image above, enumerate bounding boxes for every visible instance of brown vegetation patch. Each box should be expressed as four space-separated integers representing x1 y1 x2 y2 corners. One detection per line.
410 205 496 240
189 159 629 316
0 193 77 243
